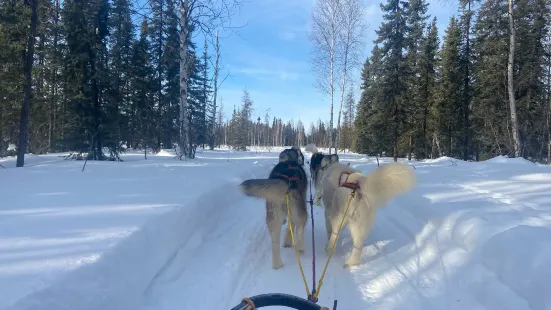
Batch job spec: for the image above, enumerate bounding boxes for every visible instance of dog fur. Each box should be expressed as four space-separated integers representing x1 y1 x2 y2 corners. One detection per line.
238 160 308 269
318 159 416 268
304 143 339 205
279 146 304 166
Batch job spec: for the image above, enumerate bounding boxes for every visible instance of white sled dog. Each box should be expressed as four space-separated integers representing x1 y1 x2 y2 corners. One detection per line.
318 157 416 267
305 143 339 206
238 159 308 269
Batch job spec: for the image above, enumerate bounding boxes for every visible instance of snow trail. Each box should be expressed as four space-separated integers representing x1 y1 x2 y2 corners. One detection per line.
1 149 550 310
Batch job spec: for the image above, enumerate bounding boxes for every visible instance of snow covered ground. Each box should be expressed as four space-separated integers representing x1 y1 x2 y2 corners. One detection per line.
1 148 550 310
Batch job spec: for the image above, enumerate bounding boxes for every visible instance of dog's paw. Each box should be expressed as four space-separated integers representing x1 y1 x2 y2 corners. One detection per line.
282 242 292 248
343 262 359 268
344 258 360 268
272 261 284 269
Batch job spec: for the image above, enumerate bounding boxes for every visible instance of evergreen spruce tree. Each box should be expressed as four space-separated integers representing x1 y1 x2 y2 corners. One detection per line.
403 0 429 159
161 0 180 148
373 0 410 161
0 1 29 156
416 17 439 159
62 0 113 160
130 17 155 154
471 0 509 159
108 0 134 150
432 17 463 158
354 45 389 156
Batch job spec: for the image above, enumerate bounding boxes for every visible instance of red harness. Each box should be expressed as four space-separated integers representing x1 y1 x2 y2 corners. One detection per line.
339 171 360 190
274 165 302 182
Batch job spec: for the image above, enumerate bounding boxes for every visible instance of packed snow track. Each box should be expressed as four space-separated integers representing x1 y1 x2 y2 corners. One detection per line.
1 149 550 310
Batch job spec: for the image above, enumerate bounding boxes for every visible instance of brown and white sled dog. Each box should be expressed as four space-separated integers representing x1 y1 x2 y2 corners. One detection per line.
238 159 308 269
304 143 339 205
318 157 416 268
279 146 304 166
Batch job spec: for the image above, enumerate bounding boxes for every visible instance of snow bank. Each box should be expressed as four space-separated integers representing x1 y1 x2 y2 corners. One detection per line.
484 155 536 165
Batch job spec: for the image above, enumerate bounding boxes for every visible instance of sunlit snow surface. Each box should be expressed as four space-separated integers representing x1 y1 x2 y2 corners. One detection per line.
1 149 550 310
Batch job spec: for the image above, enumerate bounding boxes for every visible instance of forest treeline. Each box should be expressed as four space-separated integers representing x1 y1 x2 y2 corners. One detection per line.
1 0 550 163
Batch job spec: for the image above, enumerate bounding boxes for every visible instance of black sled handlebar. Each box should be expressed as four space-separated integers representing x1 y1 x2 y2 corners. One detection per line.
230 293 325 310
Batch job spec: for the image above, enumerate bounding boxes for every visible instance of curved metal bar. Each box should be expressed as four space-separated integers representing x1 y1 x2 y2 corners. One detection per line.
230 293 323 310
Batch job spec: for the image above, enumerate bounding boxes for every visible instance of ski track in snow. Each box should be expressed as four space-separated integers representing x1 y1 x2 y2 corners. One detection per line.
1 151 551 310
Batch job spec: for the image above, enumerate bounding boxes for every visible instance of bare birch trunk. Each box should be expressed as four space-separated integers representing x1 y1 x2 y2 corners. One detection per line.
335 30 350 155
329 25 335 154
209 31 220 150
508 0 521 157
311 0 339 155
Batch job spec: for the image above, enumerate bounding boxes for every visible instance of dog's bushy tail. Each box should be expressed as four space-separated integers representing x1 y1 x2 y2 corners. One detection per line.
305 143 318 154
351 163 416 208
239 179 289 202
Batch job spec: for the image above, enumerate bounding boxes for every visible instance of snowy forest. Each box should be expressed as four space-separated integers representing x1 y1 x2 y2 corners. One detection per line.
1 0 550 165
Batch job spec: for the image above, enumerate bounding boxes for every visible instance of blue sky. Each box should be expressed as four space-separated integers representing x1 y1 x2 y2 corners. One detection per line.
198 0 461 128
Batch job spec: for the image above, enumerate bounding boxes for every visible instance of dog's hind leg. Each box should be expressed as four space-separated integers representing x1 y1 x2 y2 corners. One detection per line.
324 207 333 240
266 201 285 269
294 196 307 253
344 210 375 268
326 213 347 254
283 223 292 248
325 195 345 253
283 196 307 253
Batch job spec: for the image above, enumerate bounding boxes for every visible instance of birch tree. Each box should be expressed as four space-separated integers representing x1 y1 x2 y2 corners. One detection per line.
507 0 521 157
178 0 243 159
209 31 229 150
334 0 364 153
209 31 220 150
309 0 341 154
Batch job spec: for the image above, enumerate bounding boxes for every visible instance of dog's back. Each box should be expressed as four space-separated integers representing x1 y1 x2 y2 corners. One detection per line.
270 160 307 192
239 160 307 202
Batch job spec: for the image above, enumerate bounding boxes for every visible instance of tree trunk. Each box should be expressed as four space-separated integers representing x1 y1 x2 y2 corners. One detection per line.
393 98 398 162
335 28 350 156
329 35 335 154
16 0 38 167
462 0 472 161
408 134 412 160
179 0 190 158
158 0 165 149
547 59 551 164
508 0 521 158
49 0 60 152
210 31 219 150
